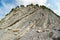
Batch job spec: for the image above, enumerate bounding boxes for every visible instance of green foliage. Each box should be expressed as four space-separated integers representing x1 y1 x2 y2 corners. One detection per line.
16 6 19 8
0 8 15 23
27 3 33 7
47 8 60 18
53 12 60 18
35 4 39 7
40 5 60 18
10 8 14 12
5 8 14 16
5 13 9 16
30 4 33 6
40 5 48 9
48 8 60 18
20 5 24 7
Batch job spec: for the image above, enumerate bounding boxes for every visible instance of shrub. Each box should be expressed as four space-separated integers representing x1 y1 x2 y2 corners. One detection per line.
11 8 14 12
5 13 9 16
27 3 33 7
20 5 24 7
40 5 47 9
30 4 33 6
35 4 39 7
5 8 14 16
16 6 19 8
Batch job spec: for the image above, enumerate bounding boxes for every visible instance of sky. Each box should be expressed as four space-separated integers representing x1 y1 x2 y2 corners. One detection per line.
0 0 60 20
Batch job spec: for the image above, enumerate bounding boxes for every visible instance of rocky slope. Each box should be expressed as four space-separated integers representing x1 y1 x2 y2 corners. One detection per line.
0 4 60 40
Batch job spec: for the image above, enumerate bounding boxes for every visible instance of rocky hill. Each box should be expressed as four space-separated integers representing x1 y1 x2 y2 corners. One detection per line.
0 4 60 40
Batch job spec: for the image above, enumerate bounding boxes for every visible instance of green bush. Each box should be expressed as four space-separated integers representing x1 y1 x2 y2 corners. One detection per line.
40 5 60 18
20 5 24 7
5 8 14 16
40 5 47 9
30 4 33 6
16 6 19 8
35 4 39 7
27 3 33 7
11 8 14 12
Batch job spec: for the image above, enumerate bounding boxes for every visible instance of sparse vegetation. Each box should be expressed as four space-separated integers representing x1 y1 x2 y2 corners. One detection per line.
35 4 39 7
27 4 39 7
30 4 34 6
40 5 48 9
0 4 60 40
27 3 33 7
20 5 24 7
53 12 60 18
5 13 9 16
48 8 60 18
16 6 19 8
5 8 14 16
11 8 15 12
40 5 60 18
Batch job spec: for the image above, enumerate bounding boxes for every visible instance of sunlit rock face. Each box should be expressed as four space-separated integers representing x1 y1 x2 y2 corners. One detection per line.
0 4 60 40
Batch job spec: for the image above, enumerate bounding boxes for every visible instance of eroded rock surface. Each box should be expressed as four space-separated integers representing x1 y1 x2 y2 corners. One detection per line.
0 5 60 40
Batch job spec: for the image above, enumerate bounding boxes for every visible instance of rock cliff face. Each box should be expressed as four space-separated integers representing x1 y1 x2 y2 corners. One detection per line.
0 5 60 40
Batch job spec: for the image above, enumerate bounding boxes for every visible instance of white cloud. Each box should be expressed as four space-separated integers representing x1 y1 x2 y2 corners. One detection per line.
16 0 47 6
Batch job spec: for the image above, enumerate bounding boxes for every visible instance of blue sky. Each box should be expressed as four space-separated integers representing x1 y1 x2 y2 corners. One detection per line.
0 0 60 20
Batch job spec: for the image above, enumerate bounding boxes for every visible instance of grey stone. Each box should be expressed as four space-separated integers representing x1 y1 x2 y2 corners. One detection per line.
0 5 60 40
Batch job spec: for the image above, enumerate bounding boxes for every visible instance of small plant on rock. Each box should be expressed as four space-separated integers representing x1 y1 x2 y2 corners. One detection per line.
20 5 24 7
35 4 39 7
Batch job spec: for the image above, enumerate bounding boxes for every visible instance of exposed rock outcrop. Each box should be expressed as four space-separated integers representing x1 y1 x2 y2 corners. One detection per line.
0 4 60 40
